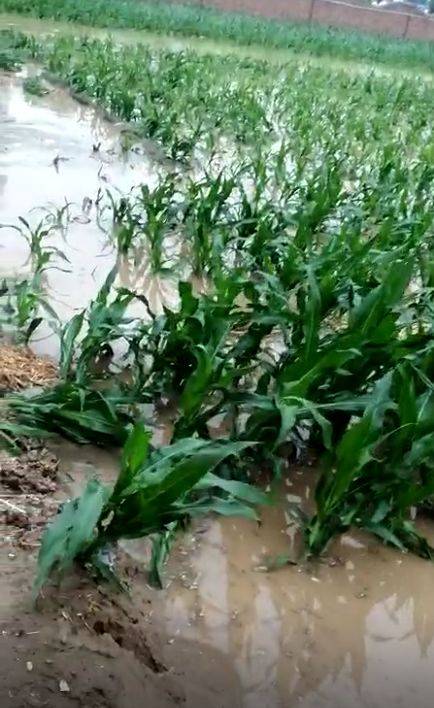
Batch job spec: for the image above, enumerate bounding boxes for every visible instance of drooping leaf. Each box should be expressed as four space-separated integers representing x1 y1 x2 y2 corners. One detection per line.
195 471 268 505
148 522 179 589
35 478 110 594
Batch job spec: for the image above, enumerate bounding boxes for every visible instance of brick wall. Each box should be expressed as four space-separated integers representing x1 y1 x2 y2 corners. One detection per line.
407 12 434 38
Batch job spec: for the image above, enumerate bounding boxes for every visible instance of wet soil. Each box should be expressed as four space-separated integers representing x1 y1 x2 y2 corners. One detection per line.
0 443 177 708
0 440 241 708
0 592 180 708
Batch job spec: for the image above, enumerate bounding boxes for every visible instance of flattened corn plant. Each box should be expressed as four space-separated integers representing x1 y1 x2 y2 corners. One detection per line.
1 30 434 589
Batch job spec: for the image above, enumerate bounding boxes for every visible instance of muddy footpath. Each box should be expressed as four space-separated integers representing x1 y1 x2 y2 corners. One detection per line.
2 68 434 708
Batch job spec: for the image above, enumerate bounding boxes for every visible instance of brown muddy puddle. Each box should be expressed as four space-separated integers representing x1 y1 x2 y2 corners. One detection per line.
147 488 434 708
0 69 167 357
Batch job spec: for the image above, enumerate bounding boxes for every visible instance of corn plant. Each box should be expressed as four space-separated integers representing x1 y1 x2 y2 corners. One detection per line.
35 425 261 591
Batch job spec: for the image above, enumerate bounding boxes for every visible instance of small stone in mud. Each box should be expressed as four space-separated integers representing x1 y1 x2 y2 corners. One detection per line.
59 679 70 693
26 661 33 672
327 555 344 567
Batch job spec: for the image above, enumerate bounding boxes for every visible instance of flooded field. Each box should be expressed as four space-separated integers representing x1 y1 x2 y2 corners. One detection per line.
1 17 434 708
0 69 163 355
148 475 434 708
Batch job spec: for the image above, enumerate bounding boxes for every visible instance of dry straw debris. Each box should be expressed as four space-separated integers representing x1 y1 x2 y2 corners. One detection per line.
0 345 57 392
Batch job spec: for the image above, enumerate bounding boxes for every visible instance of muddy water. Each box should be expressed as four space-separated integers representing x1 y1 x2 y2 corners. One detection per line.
0 70 166 356
5 441 434 707
147 485 434 708
19 442 434 708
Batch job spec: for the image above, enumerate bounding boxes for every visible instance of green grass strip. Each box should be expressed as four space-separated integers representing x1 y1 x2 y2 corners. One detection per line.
1 0 434 72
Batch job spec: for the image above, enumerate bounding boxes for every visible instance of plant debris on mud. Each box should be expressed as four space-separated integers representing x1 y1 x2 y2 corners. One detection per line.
0 344 57 392
0 442 59 549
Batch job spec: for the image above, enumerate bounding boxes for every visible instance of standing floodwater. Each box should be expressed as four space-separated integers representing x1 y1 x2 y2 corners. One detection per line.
147 487 434 708
0 70 161 354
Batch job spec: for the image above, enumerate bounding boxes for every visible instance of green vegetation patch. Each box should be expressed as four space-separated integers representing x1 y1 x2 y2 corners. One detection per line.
2 0 434 73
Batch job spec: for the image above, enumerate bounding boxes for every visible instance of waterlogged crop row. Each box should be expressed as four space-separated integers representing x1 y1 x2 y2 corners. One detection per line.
1 30 434 589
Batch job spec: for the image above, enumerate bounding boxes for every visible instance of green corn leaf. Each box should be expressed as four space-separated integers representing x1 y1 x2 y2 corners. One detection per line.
326 373 393 507
179 344 214 417
148 522 179 589
303 265 321 363
122 440 254 503
181 497 260 520
277 396 333 449
349 260 413 335
195 471 268 505
115 423 151 495
35 478 110 594
59 310 85 378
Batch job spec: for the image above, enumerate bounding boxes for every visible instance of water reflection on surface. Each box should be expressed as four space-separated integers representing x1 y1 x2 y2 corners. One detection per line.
0 71 162 356
143 472 434 708
2 33 434 708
